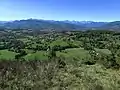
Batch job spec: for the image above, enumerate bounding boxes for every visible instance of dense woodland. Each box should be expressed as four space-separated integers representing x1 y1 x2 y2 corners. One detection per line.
0 29 120 89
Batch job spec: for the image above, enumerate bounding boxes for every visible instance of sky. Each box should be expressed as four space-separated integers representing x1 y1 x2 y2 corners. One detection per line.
0 0 120 22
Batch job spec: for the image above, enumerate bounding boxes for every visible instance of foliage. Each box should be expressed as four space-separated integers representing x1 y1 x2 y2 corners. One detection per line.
0 59 120 90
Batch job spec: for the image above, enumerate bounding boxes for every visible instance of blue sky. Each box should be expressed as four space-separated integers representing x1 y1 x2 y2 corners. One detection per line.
0 0 120 21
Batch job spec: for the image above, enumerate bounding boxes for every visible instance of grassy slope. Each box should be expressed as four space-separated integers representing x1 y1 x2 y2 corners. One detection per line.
57 48 90 60
57 48 111 60
95 48 111 54
0 50 17 60
17 38 31 43
50 40 69 47
24 51 48 60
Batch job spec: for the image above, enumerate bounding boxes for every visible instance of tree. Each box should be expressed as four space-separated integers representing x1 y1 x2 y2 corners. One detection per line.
48 47 56 59
15 50 27 60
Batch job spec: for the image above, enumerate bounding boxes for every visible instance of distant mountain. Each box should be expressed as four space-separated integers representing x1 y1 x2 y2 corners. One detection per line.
100 21 120 30
0 21 6 23
0 21 7 30
1 19 120 31
63 20 108 28
1 19 85 31
63 20 120 30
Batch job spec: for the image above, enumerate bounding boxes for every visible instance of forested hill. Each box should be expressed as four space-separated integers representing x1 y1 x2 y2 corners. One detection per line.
1 19 120 31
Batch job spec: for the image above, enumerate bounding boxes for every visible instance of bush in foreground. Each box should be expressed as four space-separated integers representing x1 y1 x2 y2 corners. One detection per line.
0 58 120 90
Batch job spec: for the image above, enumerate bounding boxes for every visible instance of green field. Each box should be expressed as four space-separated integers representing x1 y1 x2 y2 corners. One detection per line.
17 38 30 43
95 48 111 54
57 48 90 60
50 40 69 47
0 48 111 61
24 51 48 60
0 50 17 60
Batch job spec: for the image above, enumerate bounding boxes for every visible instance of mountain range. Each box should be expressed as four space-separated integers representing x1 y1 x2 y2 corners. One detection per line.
0 19 120 31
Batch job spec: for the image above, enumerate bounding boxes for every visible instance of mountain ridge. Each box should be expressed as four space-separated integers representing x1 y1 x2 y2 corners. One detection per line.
0 19 120 31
